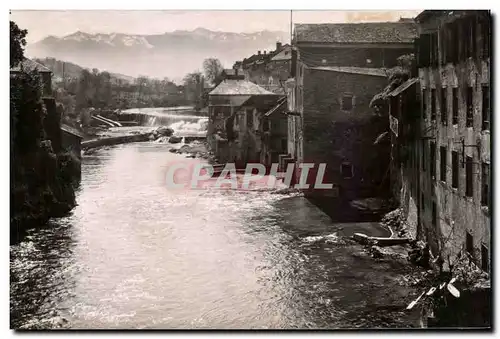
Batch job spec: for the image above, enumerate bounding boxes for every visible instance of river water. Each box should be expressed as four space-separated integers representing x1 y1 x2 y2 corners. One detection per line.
10 109 423 329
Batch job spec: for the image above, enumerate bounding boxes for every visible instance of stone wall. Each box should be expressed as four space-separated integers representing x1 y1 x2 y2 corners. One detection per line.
417 12 491 269
300 67 390 199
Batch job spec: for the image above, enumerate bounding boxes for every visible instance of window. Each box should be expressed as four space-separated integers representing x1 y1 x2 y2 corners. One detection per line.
421 192 425 211
466 86 473 127
480 16 491 59
466 156 473 197
431 89 436 121
246 109 253 128
430 142 436 180
452 151 459 188
281 138 287 152
452 88 459 124
441 87 447 125
432 202 437 228
482 162 490 207
419 34 431 67
440 146 447 182
341 93 354 111
341 162 354 179
421 140 426 171
466 231 473 255
422 89 427 119
481 244 489 272
482 85 490 130
263 118 269 132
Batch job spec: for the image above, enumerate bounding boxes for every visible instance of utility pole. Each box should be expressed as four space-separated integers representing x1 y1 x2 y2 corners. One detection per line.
290 10 293 44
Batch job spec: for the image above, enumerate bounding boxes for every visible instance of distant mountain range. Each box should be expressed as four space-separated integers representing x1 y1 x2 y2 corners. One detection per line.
26 28 289 81
34 57 135 83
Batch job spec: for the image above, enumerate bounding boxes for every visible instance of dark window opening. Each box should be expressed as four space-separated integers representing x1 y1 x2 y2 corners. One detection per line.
422 89 427 119
432 202 437 228
263 118 269 132
421 192 425 211
466 86 473 127
430 32 439 66
430 142 436 180
466 232 474 255
431 89 436 121
481 244 489 272
449 22 459 62
441 87 447 124
481 162 490 207
482 85 490 130
341 94 353 111
419 34 431 67
246 109 253 128
421 140 426 171
466 156 473 197
281 138 287 152
480 16 491 59
440 146 447 182
452 88 459 124
341 162 354 179
452 151 459 188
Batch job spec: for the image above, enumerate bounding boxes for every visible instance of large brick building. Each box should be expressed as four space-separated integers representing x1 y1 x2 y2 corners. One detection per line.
286 22 417 198
414 10 491 271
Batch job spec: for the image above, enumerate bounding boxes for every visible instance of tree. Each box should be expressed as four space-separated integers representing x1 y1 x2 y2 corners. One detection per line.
10 21 27 68
203 58 224 86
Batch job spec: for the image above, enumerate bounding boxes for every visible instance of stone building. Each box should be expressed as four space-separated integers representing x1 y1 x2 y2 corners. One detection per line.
286 22 417 198
414 10 491 271
236 42 292 94
224 95 286 168
207 79 278 164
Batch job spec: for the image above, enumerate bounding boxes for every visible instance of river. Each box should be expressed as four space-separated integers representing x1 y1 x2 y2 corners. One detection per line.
10 108 423 329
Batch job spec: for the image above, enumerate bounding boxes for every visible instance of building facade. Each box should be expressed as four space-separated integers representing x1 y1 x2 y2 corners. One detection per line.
415 10 491 271
237 42 292 94
207 79 279 164
286 22 417 198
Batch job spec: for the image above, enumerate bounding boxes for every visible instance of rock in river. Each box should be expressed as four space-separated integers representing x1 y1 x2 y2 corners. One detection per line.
168 136 183 144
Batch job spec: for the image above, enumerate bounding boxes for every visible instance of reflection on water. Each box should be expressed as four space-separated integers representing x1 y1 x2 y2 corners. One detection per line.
10 143 421 329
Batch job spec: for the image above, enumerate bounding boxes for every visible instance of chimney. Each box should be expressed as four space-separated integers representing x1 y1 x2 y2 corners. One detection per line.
264 51 267 55
276 42 282 51
258 51 261 55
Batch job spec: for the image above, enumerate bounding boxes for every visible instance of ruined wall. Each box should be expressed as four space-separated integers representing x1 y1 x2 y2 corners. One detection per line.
418 15 491 270
301 67 389 199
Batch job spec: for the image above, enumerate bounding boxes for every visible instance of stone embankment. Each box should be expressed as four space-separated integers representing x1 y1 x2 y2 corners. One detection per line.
82 126 175 150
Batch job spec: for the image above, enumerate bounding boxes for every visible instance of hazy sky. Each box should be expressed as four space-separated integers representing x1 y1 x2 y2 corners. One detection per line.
11 10 422 43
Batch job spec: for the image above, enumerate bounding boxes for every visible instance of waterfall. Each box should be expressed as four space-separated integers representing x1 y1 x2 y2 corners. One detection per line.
124 107 208 136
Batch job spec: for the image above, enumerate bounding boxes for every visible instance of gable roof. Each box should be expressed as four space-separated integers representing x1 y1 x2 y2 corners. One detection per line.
209 80 276 96
10 58 52 73
309 66 388 77
294 22 417 44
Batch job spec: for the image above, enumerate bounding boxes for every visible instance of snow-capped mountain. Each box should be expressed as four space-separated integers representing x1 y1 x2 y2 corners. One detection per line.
26 28 289 80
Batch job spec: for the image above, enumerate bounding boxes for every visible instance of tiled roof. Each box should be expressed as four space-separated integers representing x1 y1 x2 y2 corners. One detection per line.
309 66 388 77
388 77 418 97
294 22 417 44
10 58 52 73
209 80 276 96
